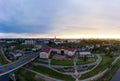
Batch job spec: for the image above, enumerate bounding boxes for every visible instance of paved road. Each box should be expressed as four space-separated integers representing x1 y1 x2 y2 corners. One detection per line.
0 63 9 81
0 47 13 81
80 54 102 75
73 53 81 81
74 53 78 73
0 53 39 76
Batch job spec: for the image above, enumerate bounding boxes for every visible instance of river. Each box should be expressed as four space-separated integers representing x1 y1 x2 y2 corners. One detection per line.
111 68 120 81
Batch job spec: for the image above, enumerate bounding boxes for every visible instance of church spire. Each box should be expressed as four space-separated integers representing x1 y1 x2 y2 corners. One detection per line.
54 36 56 42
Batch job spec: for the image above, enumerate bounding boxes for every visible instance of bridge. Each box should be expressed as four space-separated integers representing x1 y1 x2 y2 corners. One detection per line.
0 53 39 76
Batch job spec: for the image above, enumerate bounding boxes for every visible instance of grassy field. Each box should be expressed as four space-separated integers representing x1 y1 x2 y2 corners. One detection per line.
31 65 75 81
51 57 96 66
35 59 48 64
16 69 44 81
38 61 48 64
79 55 114 80
97 59 120 81
77 57 96 65
87 65 95 70
51 59 73 66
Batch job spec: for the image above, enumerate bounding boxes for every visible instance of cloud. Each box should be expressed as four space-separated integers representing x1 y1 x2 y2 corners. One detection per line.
0 0 66 34
0 33 53 38
0 0 120 38
49 0 120 37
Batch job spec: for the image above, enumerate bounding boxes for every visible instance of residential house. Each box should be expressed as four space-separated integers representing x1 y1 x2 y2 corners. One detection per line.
10 51 22 59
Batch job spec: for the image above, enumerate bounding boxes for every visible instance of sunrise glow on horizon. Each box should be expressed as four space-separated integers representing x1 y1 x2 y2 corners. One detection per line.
0 0 120 39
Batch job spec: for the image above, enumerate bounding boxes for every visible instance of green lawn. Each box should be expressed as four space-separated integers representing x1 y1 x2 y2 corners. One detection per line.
79 55 114 80
51 57 96 66
31 65 75 81
16 69 44 81
97 59 120 81
51 59 73 66
38 61 48 64
35 59 48 64
77 57 96 65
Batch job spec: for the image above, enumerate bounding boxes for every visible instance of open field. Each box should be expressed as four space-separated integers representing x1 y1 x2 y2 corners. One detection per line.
31 65 75 81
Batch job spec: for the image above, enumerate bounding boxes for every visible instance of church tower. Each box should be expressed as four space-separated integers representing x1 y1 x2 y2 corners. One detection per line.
54 36 56 42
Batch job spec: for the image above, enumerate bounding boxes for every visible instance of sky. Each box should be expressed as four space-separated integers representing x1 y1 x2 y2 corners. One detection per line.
0 0 120 39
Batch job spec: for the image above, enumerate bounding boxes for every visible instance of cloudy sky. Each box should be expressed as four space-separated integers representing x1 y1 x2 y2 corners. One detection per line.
0 0 120 38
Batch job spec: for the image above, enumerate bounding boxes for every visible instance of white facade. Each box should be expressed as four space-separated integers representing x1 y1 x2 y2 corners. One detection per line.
79 51 92 57
39 48 76 59
44 40 49 44
40 52 49 59
54 41 63 45
52 48 75 56
68 51 75 56
54 39 63 45
68 40 80 43
13 53 22 58
96 44 101 48
35 45 42 49
7 40 16 44
23 40 36 45
32 48 37 51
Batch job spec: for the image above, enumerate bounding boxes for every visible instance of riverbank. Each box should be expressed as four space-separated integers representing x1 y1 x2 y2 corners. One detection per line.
97 59 120 81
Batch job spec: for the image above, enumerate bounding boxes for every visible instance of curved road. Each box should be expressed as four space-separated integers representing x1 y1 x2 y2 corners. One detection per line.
37 54 102 69
0 53 39 76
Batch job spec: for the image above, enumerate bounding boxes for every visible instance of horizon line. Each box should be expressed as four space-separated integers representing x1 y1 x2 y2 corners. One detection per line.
1 37 120 40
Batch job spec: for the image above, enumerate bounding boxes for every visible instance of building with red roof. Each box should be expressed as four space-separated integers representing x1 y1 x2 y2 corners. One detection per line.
40 47 76 59
39 48 52 59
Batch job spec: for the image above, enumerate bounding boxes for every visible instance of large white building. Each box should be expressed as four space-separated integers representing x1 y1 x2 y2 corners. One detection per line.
54 40 63 45
40 48 51 59
67 39 80 43
23 40 36 45
79 50 92 57
40 48 76 59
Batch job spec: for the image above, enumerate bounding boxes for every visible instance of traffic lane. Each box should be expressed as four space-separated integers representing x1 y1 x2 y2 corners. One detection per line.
0 54 38 73
0 53 39 73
